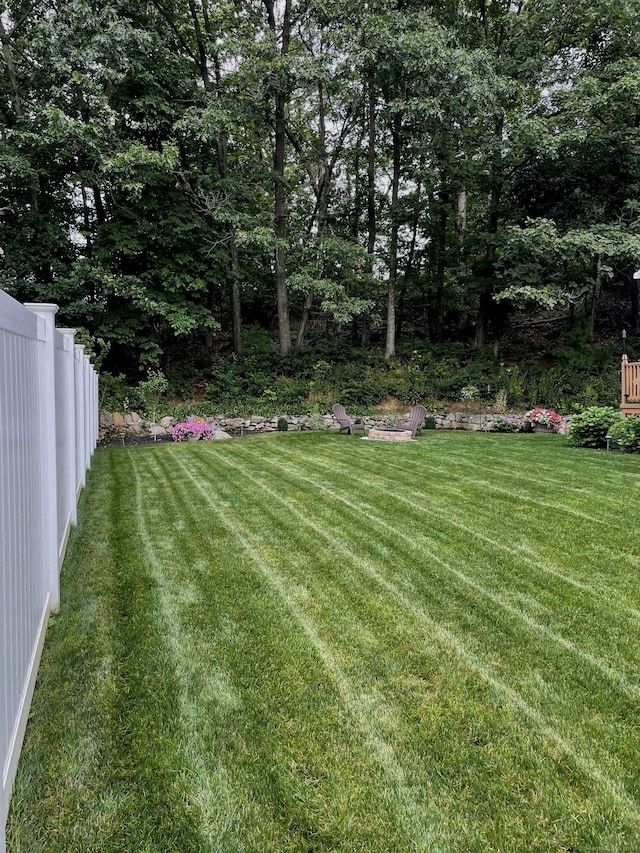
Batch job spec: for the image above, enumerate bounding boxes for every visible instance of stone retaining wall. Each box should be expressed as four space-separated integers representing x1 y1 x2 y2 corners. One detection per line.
100 409 572 441
433 411 572 434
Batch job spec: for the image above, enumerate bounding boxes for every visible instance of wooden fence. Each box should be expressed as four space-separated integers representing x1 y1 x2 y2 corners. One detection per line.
621 355 640 417
1 291 97 853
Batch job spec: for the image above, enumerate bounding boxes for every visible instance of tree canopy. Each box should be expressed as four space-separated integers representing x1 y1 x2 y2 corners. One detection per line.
1 0 639 378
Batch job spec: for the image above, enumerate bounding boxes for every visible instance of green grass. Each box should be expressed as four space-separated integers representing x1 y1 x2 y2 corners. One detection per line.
6 431 640 852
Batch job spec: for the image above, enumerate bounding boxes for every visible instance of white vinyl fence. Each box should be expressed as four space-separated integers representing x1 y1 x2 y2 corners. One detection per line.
1 291 98 853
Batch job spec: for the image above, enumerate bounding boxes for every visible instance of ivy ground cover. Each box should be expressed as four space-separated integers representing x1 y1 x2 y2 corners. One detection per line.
7 432 640 852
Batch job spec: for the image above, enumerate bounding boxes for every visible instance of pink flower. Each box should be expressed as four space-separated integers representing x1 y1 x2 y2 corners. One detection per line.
525 408 563 430
172 421 214 441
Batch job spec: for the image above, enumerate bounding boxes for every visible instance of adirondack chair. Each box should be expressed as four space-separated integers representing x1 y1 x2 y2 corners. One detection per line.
332 403 365 436
401 405 428 437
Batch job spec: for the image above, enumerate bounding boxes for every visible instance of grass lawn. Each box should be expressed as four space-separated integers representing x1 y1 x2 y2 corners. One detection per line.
6 431 640 852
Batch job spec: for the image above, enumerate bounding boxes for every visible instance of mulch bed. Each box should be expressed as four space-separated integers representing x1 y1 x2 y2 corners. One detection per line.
97 430 247 448
97 433 175 448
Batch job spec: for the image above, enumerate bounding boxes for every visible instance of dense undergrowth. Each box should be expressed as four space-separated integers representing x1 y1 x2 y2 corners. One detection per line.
99 325 631 420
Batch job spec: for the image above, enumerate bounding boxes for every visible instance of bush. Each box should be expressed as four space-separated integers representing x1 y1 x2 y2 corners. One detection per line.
99 372 134 412
568 406 621 448
277 417 289 432
493 416 524 433
166 401 218 420
423 415 436 430
306 412 326 431
608 417 640 453
138 370 169 423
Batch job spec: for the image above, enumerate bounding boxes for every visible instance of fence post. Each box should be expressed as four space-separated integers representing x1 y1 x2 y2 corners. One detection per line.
23 303 60 613
58 329 77 526
74 344 86 495
83 354 91 470
92 366 98 452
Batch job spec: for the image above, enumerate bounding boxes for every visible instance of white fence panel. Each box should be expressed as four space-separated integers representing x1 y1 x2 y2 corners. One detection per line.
1 292 97 853
54 329 77 566
74 344 86 497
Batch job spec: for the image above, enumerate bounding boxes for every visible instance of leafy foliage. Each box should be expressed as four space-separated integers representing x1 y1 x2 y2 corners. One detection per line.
608 416 640 453
568 406 622 448
1 0 638 383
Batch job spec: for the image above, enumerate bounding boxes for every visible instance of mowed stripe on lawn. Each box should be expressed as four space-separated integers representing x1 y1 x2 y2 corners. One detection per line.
8 431 640 853
145 434 640 844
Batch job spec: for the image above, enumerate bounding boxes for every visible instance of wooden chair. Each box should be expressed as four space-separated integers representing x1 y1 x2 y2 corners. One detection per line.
401 405 428 437
332 403 365 436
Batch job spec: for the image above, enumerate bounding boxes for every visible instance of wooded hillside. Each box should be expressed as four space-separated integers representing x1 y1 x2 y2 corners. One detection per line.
1 0 639 387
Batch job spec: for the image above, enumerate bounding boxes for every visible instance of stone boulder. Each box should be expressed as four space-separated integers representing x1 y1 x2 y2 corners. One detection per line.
213 429 232 440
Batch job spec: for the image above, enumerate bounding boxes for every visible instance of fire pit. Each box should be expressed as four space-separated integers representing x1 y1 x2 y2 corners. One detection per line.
365 428 413 442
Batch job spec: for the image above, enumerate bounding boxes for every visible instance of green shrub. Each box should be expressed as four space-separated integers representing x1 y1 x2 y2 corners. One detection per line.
568 406 621 449
277 417 289 432
492 416 524 433
306 412 326 431
98 372 134 412
165 401 218 420
423 415 436 430
137 370 169 423
337 365 385 406
608 417 640 453
266 378 308 408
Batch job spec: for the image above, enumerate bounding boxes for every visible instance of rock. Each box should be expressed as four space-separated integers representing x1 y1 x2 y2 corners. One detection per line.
149 425 167 437
160 416 174 427
251 415 266 424
99 410 113 428
213 429 232 440
112 412 125 427
131 411 142 424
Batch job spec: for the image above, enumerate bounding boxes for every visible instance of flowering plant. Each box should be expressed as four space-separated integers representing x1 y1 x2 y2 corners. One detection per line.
525 408 563 430
172 420 214 442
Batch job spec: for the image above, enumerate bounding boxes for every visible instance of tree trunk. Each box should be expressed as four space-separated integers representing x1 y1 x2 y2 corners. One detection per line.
0 16 23 118
367 84 377 259
265 0 292 355
475 289 491 350
205 281 216 352
474 132 502 350
0 16 39 214
385 111 402 360
93 186 106 226
203 8 242 356
589 255 602 342
80 186 93 258
631 273 640 336
294 81 361 348
432 185 448 342
457 188 467 278
229 238 243 355
297 80 328 348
